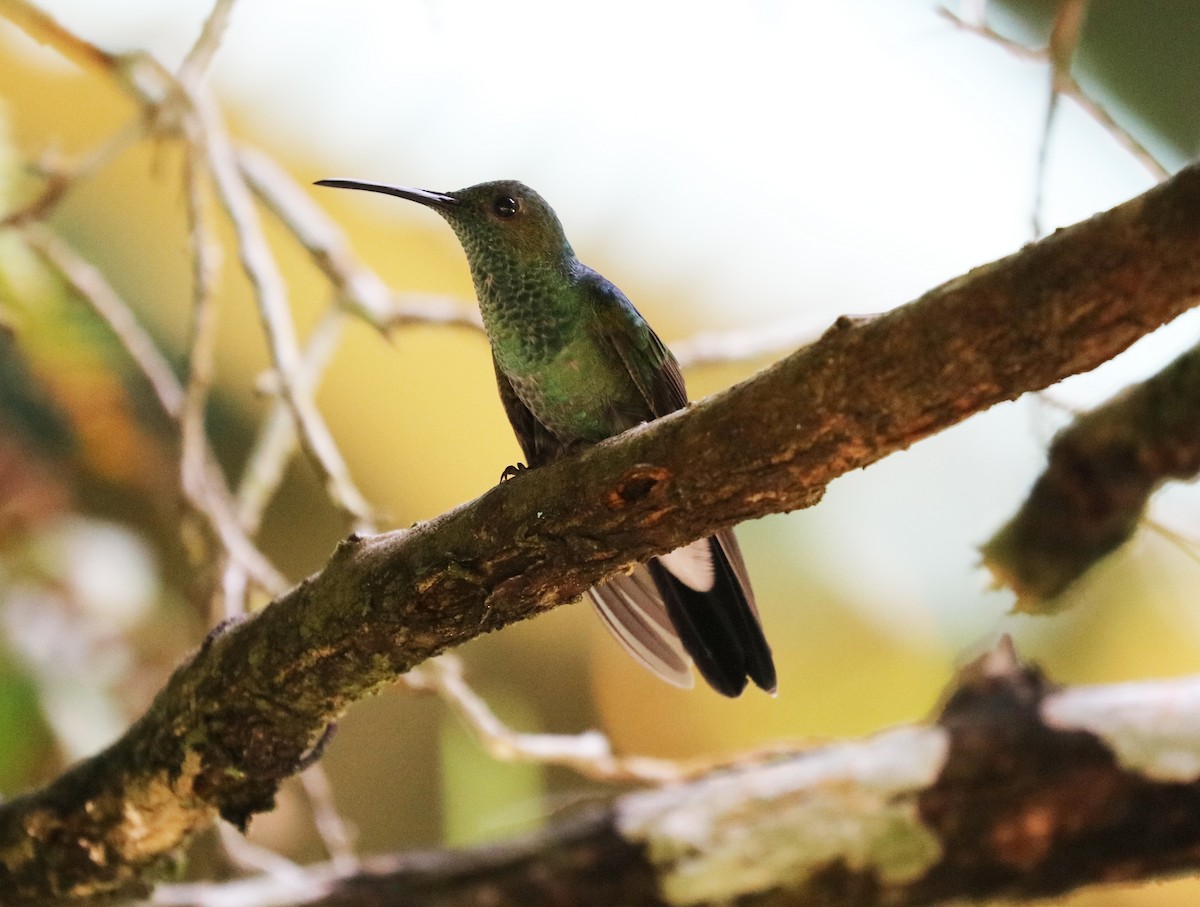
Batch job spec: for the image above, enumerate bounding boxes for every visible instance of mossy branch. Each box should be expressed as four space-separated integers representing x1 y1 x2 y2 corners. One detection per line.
3 162 1200 902
983 340 1200 606
162 645 1200 907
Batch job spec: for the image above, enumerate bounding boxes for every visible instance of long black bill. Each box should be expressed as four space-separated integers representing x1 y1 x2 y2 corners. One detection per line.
314 179 459 210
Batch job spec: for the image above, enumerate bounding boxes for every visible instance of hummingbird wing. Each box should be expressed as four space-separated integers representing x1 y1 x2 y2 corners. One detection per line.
494 340 694 688
587 567 693 688
581 272 776 696
492 354 565 469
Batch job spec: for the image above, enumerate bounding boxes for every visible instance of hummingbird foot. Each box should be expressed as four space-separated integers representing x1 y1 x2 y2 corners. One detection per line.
499 463 528 482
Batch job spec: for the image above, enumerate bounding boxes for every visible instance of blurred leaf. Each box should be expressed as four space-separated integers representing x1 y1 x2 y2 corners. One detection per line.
0 652 54 793
439 683 547 848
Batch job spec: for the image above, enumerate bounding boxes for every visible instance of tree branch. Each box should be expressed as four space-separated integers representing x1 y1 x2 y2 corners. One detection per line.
154 643 1200 907
3 158 1200 902
983 339 1200 605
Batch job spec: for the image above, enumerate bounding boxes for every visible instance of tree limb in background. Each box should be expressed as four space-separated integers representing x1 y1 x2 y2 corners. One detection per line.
982 341 1200 608
153 643 1200 907
2 159 1200 901
404 655 684 783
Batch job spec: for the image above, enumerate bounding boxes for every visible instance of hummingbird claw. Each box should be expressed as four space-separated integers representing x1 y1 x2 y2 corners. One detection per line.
499 463 528 483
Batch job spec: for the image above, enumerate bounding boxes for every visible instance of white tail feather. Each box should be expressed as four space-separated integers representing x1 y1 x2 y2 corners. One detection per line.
658 538 714 592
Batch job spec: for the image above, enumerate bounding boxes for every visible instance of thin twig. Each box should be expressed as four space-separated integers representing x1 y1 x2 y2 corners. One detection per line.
1062 71 1170 181
237 147 394 329
238 147 483 333
219 306 350 619
1143 518 1200 570
939 5 1170 186
0 0 119 71
177 0 238 89
300 766 358 873
671 317 823 370
193 88 375 528
180 142 235 618
234 305 350 534
0 121 144 228
25 226 288 595
405 656 683 784
25 225 186 416
1032 0 1091 236
216 821 307 881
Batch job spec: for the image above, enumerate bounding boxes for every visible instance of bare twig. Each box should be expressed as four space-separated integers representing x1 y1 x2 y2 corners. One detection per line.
1143 518 1200 570
1032 0 1092 236
671 316 823 370
219 306 350 623
25 225 186 416
236 148 394 329
939 5 1171 189
25 226 288 595
406 656 683 784
193 89 375 528
238 147 484 334
177 0 238 89
0 3 375 529
0 122 144 228
1061 71 1170 181
216 821 306 881
299 766 358 873
0 0 119 71
233 305 349 534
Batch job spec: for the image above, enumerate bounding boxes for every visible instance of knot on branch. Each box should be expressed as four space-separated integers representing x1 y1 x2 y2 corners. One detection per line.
606 465 672 510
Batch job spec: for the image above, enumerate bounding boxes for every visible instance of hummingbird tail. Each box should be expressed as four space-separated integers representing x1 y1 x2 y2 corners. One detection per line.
588 569 694 690
648 532 777 697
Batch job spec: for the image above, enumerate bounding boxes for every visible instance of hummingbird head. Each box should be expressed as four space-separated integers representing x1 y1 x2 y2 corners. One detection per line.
314 178 575 268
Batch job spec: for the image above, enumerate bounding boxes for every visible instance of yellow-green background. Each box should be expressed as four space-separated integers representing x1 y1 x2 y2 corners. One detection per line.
2 1 1200 903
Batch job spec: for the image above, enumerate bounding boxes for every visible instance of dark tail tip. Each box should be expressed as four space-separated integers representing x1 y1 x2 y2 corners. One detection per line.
648 538 776 697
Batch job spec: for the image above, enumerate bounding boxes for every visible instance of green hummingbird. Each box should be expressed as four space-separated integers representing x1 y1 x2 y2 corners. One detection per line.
316 177 776 697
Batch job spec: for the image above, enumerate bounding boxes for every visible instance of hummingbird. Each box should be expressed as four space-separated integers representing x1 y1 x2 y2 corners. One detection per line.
316 177 776 697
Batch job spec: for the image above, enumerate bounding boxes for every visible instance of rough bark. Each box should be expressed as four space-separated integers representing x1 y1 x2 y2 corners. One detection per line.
983 340 1200 606
158 645 1200 907
3 162 1200 903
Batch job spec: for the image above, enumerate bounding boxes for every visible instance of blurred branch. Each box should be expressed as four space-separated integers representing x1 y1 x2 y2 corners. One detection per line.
0 0 117 71
176 0 236 88
23 226 186 418
23 226 287 596
2 0 379 528
982 340 1200 607
405 656 683 784
193 88 376 529
237 145 394 328
3 158 1200 901
0 121 143 228
1033 0 1092 236
670 316 823 370
153 645 1200 907
233 307 348 536
299 765 358 874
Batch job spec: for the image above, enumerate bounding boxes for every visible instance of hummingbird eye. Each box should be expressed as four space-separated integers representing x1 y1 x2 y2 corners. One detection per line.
493 196 519 218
